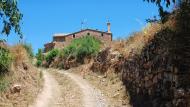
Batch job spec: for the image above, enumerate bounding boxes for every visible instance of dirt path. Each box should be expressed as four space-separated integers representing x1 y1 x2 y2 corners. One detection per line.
58 70 108 107
30 69 108 107
29 70 60 107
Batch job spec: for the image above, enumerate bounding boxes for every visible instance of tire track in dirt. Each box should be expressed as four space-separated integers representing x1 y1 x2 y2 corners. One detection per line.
30 69 108 107
58 70 108 107
30 70 60 107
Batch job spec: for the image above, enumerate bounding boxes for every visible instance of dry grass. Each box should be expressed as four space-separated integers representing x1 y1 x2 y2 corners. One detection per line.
81 23 163 107
10 44 29 66
111 23 162 57
0 44 43 107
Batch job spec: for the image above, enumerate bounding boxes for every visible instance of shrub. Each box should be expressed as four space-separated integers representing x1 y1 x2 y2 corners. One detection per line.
0 47 12 74
45 49 59 64
36 49 43 61
58 50 64 58
63 44 77 57
36 60 42 67
63 35 101 63
36 49 44 66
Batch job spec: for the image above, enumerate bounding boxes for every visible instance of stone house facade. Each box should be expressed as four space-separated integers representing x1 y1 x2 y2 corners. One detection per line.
44 22 112 52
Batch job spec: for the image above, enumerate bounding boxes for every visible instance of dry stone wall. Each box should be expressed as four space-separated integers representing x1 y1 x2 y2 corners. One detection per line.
121 27 190 107
91 47 124 75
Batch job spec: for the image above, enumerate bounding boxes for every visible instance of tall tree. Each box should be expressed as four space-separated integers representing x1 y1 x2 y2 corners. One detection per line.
144 0 176 7
144 0 177 23
0 0 23 38
144 0 190 22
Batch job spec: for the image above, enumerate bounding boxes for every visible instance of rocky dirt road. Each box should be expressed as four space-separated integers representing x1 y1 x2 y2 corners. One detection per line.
29 70 60 107
59 70 108 107
30 69 108 107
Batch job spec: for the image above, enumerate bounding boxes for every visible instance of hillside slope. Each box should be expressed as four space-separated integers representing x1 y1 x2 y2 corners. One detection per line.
121 10 190 107
0 44 42 107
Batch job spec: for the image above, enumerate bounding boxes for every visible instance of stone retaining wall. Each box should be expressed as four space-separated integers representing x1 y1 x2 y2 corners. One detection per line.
121 28 190 107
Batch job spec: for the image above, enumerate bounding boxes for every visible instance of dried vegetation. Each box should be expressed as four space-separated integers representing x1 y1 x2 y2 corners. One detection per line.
0 44 43 107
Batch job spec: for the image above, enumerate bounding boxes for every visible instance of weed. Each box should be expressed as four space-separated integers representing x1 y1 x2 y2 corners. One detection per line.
0 77 10 92
0 47 12 74
39 70 43 79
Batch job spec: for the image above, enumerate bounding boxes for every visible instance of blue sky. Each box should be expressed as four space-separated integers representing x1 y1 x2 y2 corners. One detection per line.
4 0 161 53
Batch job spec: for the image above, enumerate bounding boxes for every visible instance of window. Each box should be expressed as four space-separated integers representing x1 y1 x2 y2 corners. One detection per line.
101 33 104 37
87 33 90 35
73 34 75 38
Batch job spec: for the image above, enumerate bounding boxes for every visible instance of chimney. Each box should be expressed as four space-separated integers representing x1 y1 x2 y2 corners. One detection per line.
107 21 111 33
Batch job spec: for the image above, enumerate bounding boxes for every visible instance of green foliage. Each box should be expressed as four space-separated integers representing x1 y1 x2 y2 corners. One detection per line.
36 49 44 67
144 0 176 23
36 60 42 67
45 49 59 63
0 47 12 74
63 35 101 62
63 44 77 57
57 49 64 59
144 0 175 7
36 49 43 61
0 0 23 37
22 43 34 58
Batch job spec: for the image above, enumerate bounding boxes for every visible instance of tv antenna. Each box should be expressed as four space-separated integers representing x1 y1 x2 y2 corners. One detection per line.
81 19 87 30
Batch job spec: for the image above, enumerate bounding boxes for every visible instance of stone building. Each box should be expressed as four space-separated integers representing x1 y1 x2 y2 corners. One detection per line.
44 22 112 52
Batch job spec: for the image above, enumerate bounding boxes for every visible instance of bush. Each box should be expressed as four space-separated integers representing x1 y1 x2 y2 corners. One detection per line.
42 35 101 67
36 49 43 61
0 47 12 74
36 60 42 67
58 50 64 58
45 49 59 64
36 49 44 67
63 44 77 57
63 35 101 63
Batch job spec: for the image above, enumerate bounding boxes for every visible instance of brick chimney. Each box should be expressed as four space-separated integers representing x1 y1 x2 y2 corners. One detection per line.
107 21 111 33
